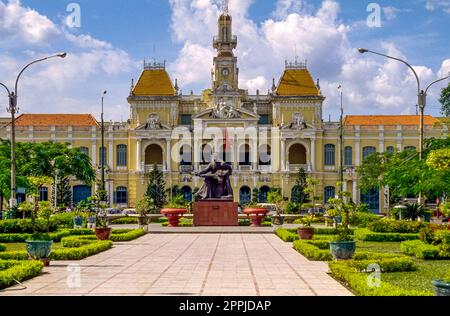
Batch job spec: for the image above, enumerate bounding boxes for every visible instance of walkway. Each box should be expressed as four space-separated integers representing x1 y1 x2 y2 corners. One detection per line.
0 234 352 296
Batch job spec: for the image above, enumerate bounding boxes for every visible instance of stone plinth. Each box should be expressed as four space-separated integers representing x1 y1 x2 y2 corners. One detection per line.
194 200 239 226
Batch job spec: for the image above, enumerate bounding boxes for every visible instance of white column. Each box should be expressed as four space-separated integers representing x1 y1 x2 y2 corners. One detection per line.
166 139 171 172
109 180 114 206
233 133 238 170
281 139 286 172
91 141 97 166
379 125 385 153
136 139 141 171
355 141 360 166
311 138 316 171
252 137 258 171
108 140 113 168
343 181 348 202
194 139 200 170
353 180 358 203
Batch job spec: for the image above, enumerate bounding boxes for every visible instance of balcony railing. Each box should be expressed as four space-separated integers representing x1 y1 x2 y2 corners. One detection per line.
179 165 194 173
289 164 309 172
144 164 163 173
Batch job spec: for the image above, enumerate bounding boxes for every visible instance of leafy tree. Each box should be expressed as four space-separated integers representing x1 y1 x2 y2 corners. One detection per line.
145 164 166 208
439 83 450 117
252 188 259 204
52 177 73 209
291 168 309 204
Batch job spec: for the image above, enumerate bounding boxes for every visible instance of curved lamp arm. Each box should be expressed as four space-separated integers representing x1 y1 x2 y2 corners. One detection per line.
0 82 11 95
425 73 450 95
358 48 421 94
14 53 67 96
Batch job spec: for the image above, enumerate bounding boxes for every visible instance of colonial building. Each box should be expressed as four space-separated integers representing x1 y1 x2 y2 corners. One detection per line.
0 10 447 213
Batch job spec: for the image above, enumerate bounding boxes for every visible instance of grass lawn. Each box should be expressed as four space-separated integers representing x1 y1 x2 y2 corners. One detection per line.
5 243 63 252
356 241 449 293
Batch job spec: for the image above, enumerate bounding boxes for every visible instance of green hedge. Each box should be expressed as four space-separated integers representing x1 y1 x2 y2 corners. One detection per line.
110 229 145 242
0 218 58 233
50 238 112 260
0 251 28 260
0 229 94 243
275 228 299 242
0 244 5 252
292 240 333 261
350 212 380 228
400 240 442 260
0 260 44 290
110 217 138 224
354 228 419 242
328 258 431 296
367 219 428 233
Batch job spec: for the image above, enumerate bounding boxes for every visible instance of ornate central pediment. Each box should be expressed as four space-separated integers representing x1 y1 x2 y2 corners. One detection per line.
136 113 171 131
192 105 259 121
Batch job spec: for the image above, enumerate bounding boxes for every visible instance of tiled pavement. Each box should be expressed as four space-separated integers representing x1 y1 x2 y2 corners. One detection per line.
0 234 352 296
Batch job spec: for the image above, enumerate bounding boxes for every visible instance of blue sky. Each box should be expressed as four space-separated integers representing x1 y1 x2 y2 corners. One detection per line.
1 0 449 121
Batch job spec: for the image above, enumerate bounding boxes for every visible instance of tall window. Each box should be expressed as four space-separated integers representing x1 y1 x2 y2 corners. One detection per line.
259 145 271 166
344 146 353 166
362 146 377 160
258 115 270 125
180 145 192 165
39 187 48 202
115 187 127 204
180 115 192 125
116 145 127 167
239 144 251 166
386 146 395 154
324 144 335 166
99 147 107 166
324 186 336 204
78 147 89 157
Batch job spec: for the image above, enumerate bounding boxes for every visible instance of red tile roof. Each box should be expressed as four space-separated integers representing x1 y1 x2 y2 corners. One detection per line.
15 114 98 127
344 115 439 126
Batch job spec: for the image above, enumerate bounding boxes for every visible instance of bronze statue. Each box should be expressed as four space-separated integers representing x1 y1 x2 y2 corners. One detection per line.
193 157 233 201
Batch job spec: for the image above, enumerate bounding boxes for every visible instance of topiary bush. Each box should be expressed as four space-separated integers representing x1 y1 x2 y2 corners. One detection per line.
367 219 428 234
110 229 145 242
400 240 440 259
354 228 419 242
0 260 44 290
0 218 58 234
350 212 380 228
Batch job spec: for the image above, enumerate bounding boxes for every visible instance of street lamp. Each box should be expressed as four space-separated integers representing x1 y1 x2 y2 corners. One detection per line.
1 53 67 208
101 90 108 201
358 48 450 204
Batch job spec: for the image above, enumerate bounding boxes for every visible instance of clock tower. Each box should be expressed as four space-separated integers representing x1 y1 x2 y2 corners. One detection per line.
212 3 239 93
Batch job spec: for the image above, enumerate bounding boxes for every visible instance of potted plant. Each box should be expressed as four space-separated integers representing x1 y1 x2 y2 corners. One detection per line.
136 197 153 232
26 201 54 266
328 185 356 260
161 194 188 227
90 192 112 240
267 190 286 226
73 202 84 229
242 202 269 227
432 271 450 296
298 215 315 240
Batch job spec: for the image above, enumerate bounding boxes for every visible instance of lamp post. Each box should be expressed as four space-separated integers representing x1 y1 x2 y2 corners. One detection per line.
358 48 450 204
338 85 344 192
1 53 67 209
101 90 108 201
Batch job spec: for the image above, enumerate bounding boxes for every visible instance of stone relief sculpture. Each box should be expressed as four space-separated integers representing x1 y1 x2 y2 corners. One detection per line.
283 112 308 130
210 100 241 119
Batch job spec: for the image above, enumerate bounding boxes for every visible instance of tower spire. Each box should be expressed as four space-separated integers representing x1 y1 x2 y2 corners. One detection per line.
221 0 229 14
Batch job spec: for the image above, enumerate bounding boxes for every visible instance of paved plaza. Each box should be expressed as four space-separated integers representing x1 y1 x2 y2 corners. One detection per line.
0 234 352 296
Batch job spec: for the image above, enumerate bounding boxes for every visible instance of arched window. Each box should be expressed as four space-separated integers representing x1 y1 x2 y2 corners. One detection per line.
404 146 417 152
289 144 307 165
362 146 377 160
99 147 107 166
115 187 127 204
259 145 271 166
239 144 251 166
386 146 395 154
239 186 251 206
259 186 271 203
78 147 89 157
145 144 163 165
324 144 335 166
116 145 127 167
201 144 213 164
324 186 336 204
39 187 48 202
221 144 232 164
344 146 353 166
222 26 228 41
180 145 192 166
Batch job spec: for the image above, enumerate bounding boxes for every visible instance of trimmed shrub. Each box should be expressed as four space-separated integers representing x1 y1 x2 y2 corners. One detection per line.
350 212 380 228
110 217 138 224
315 227 356 235
50 239 112 260
0 234 30 243
0 260 44 290
328 260 431 296
110 229 145 242
0 218 58 233
275 229 299 242
400 240 440 259
354 228 419 242
293 240 333 261
111 229 133 235
367 219 428 234
0 252 28 260
0 244 6 252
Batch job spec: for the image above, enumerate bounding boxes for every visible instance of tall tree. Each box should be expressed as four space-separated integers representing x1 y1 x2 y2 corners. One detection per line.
439 83 450 117
52 177 73 209
145 164 166 208
291 168 309 203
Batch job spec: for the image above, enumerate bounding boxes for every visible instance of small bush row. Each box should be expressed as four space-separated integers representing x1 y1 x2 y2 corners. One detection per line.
0 229 94 243
275 229 299 242
0 260 44 290
0 218 58 234
367 219 428 234
110 217 138 224
354 228 419 242
292 240 333 261
328 259 431 296
50 238 112 261
0 251 28 260
0 244 5 252
400 240 444 260
110 229 145 242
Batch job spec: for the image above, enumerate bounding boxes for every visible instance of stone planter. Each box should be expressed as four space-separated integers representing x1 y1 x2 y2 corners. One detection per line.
329 241 356 260
95 227 112 240
298 227 315 240
73 216 83 229
244 208 269 227
161 208 187 227
26 240 53 266
432 280 450 296
272 215 285 226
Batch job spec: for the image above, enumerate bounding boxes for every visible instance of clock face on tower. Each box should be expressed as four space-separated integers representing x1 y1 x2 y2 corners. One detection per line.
221 68 230 76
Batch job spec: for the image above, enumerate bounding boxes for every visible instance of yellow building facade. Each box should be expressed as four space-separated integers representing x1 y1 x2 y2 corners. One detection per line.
0 11 448 213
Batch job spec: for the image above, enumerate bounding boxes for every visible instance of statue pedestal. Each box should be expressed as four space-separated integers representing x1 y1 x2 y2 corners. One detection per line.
193 200 239 226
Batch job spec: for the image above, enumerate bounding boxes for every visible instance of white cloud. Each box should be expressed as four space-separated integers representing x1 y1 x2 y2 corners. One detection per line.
382 6 411 20
273 0 303 18
425 0 450 14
